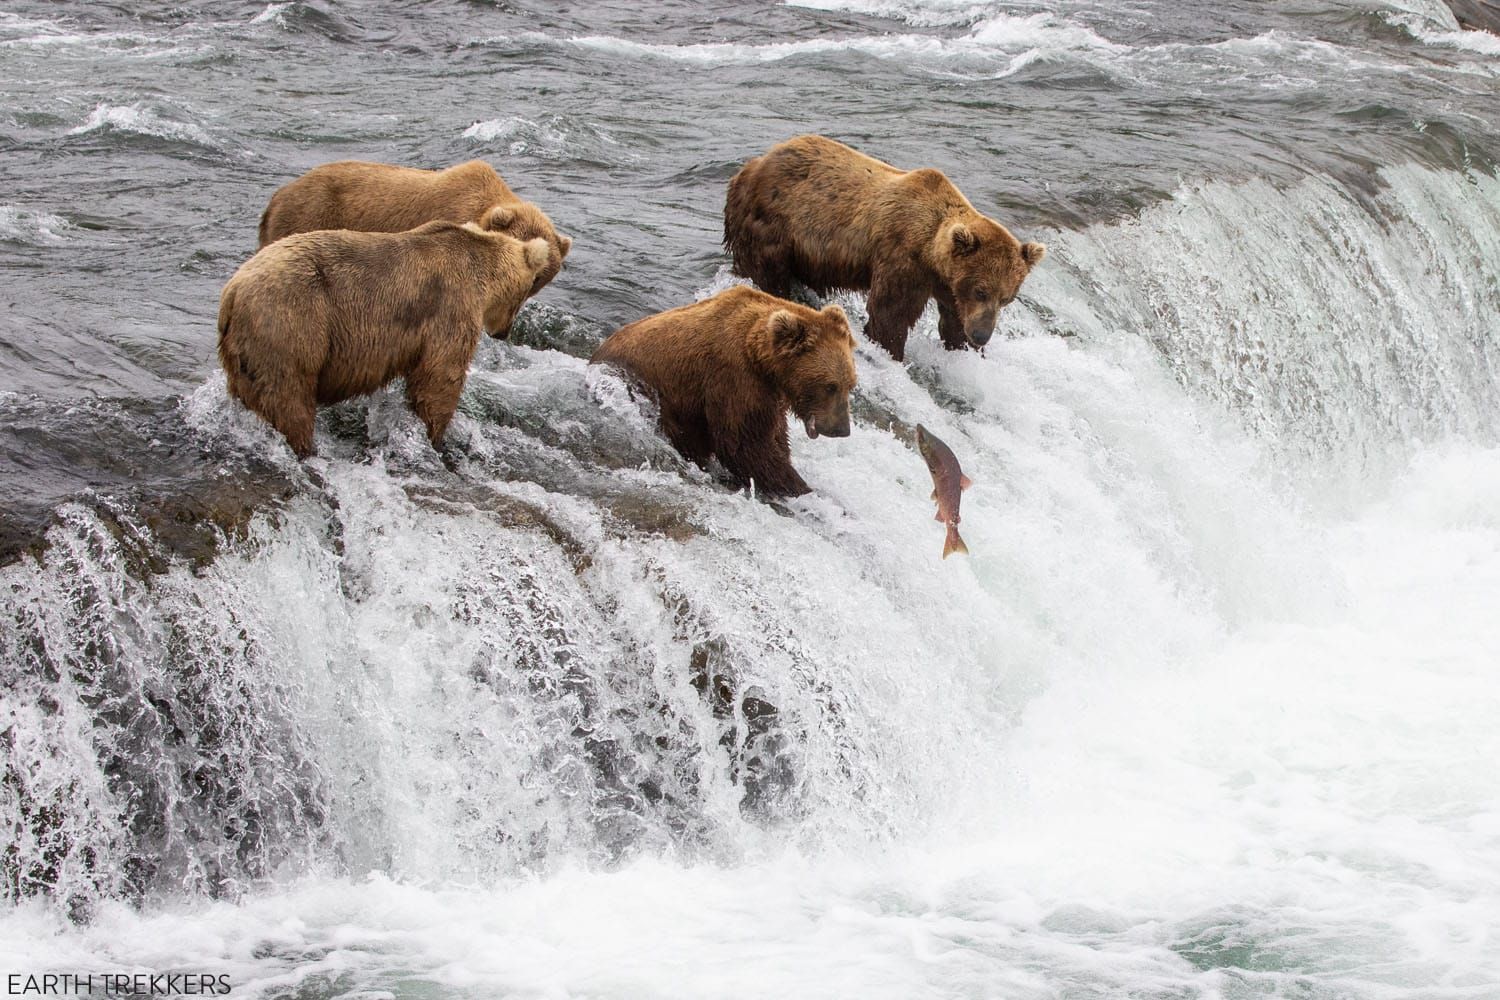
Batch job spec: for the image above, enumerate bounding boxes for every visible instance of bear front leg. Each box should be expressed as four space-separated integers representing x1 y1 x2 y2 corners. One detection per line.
730 446 811 498
405 361 468 450
742 247 795 300
936 298 969 352
864 269 928 362
714 416 811 499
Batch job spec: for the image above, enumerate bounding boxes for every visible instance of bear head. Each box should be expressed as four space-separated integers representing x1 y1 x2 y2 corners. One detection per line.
753 302 858 439
931 215 1045 349
480 203 573 297
473 232 552 338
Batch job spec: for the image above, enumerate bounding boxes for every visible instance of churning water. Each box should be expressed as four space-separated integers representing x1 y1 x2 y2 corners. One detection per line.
2 1 1499 997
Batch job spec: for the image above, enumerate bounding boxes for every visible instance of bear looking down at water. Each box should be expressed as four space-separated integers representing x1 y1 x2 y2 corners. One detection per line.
258 159 572 299
724 134 1045 362
218 221 551 458
590 286 857 498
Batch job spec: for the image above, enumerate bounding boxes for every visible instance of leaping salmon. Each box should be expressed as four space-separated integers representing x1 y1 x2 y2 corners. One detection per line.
915 424 971 558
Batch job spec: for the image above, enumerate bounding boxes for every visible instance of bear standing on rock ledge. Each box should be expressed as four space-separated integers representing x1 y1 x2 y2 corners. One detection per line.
219 222 551 458
591 287 857 499
258 160 572 299
724 135 1046 362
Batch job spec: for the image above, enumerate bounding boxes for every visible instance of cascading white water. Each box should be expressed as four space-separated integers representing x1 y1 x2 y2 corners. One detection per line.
1048 166 1500 489
3 158 1498 995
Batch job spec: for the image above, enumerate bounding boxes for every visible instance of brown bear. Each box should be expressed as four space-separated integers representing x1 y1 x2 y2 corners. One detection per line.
257 159 572 298
590 286 856 498
724 134 1046 362
218 221 551 457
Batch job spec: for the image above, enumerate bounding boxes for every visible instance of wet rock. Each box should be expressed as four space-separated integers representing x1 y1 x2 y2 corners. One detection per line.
683 621 800 823
0 396 297 571
505 300 609 359
589 484 704 543
403 479 596 570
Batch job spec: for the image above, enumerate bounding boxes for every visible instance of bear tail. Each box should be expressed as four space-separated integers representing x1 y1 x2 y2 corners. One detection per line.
722 159 754 261
256 202 273 250
217 284 235 346
217 286 251 400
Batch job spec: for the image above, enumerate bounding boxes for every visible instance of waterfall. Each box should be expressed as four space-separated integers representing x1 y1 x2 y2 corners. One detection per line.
7 161 1495 926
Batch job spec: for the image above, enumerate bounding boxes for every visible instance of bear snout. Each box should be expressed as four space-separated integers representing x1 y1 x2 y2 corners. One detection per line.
808 400 851 438
486 315 516 339
966 316 997 348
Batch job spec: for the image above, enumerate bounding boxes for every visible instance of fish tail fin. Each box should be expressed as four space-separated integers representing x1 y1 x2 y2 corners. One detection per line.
943 524 969 559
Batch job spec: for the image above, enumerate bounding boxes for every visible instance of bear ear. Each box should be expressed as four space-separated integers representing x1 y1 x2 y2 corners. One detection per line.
768 309 813 356
950 224 981 257
1022 241 1046 266
820 303 852 338
556 233 573 259
481 205 517 232
522 238 550 272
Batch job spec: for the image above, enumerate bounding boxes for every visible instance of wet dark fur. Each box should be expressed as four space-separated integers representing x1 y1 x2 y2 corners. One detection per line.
725 135 1045 361
591 286 857 498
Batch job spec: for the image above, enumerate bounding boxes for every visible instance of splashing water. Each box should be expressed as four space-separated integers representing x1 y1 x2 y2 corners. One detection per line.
3 0 1500 996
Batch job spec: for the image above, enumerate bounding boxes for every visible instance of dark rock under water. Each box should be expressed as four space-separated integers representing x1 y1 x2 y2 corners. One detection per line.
0 397 298 570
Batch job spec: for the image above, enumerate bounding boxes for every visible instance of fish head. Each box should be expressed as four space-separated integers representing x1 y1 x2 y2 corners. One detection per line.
915 424 934 460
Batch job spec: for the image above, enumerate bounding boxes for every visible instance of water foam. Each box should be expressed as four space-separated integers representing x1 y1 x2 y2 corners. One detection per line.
1368 1 1500 59
0 205 73 245
0 11 202 59
540 11 1440 90
6 471 1499 1000
461 114 629 163
1036 165 1500 489
67 103 217 148
248 3 295 28
1403 18 1500 56
784 0 995 28
566 31 949 66
557 11 1119 71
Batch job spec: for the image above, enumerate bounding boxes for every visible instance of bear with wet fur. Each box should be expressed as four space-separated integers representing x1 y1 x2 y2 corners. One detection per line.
724 134 1046 362
218 221 551 458
590 286 857 498
258 159 572 297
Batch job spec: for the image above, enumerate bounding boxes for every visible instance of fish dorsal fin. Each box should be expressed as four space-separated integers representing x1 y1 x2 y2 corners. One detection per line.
959 474 973 491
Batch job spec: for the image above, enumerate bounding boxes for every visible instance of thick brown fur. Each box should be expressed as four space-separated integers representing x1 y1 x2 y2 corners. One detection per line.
590 286 857 498
258 159 572 297
724 135 1046 361
218 222 550 458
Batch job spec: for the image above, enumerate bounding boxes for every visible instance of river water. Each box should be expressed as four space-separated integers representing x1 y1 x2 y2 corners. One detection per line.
2 1 1499 997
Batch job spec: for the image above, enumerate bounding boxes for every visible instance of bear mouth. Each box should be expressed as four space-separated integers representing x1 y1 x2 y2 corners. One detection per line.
803 416 819 439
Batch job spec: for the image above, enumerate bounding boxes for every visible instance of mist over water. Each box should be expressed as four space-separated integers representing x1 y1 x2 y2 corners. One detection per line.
2 1 1499 997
